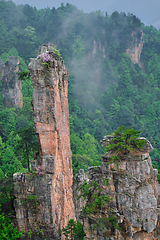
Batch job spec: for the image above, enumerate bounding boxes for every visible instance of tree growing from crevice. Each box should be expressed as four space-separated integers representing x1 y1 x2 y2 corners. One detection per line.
61 219 85 240
105 125 146 155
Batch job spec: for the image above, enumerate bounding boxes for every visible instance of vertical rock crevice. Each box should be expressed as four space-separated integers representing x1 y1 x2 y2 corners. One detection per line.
74 141 160 240
14 44 75 239
0 56 23 108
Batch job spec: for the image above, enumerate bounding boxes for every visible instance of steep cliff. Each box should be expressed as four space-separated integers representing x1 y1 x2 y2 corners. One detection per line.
0 56 23 108
74 142 160 239
126 30 144 66
92 40 106 58
13 44 159 240
14 44 75 239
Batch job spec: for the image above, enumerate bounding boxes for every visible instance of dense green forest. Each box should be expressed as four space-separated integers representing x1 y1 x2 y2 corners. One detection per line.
1 0 160 232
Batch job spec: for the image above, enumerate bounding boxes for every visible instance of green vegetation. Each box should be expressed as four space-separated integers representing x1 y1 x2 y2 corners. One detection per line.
14 126 40 172
24 194 39 205
17 70 30 81
24 228 46 240
61 219 85 240
78 178 120 233
0 1 160 237
22 195 39 214
51 46 61 56
0 205 24 239
105 126 146 155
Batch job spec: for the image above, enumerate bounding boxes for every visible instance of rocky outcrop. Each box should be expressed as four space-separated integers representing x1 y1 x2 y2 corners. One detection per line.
14 172 54 238
0 56 23 108
93 40 106 58
73 169 87 221
126 30 144 66
101 135 154 152
14 44 75 239
74 143 160 239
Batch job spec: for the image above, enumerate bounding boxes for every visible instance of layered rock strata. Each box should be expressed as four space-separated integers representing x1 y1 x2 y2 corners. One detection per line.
14 44 75 239
0 56 23 108
74 146 160 239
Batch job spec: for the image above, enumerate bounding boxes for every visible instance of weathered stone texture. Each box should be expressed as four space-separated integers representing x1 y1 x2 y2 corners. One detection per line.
14 44 75 239
14 173 54 238
73 169 87 220
74 149 160 239
126 30 144 66
0 56 23 108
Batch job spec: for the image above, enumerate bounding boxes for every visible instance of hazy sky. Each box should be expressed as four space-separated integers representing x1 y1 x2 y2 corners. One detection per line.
12 0 160 29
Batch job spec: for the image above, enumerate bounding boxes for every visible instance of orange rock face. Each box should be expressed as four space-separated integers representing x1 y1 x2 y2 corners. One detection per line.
0 56 23 108
126 30 144 67
14 44 75 239
30 44 75 232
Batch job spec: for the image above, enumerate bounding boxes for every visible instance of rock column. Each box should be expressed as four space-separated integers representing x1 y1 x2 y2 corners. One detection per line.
0 56 23 108
14 44 75 239
74 147 160 239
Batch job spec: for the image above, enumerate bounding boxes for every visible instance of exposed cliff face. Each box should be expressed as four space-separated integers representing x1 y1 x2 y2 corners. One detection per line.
14 44 75 239
93 40 106 58
126 30 144 66
92 30 144 65
73 169 87 220
14 173 54 238
0 56 23 108
74 146 160 239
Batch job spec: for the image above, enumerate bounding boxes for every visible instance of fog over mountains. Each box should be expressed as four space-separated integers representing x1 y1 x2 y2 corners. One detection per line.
12 0 160 29
107 0 160 28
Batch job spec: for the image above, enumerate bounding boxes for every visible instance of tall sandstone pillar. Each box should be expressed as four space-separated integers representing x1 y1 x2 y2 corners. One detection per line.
0 56 23 108
14 44 75 239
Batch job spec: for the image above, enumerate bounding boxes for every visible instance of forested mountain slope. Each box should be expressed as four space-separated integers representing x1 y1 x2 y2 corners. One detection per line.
0 0 160 214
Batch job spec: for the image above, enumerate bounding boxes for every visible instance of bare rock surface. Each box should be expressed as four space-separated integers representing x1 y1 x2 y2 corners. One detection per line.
74 149 160 239
73 169 87 220
0 56 23 108
126 30 144 66
14 44 75 239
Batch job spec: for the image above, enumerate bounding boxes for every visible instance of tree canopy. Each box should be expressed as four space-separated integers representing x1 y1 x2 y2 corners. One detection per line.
0 2 160 236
